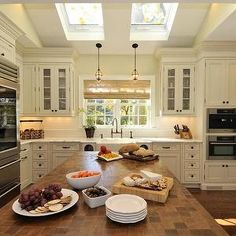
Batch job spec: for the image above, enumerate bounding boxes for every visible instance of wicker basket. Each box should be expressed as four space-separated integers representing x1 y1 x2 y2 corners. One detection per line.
20 120 44 140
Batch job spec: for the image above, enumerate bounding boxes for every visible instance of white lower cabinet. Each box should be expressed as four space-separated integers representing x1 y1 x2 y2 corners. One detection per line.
153 143 181 181
20 143 32 189
52 142 80 169
205 161 236 183
32 143 49 183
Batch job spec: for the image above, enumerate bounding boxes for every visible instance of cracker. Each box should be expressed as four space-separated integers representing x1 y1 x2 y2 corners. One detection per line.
47 199 61 205
48 203 63 212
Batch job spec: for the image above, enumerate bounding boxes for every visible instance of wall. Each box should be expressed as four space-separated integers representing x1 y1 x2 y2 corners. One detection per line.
20 54 199 139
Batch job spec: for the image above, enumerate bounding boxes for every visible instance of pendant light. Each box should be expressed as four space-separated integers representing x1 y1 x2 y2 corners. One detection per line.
132 43 139 81
95 43 102 83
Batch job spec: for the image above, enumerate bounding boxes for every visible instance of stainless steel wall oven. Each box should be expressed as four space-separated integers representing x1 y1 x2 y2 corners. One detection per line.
0 57 20 207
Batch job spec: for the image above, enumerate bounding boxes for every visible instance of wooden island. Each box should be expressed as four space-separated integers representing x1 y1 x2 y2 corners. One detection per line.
0 152 228 236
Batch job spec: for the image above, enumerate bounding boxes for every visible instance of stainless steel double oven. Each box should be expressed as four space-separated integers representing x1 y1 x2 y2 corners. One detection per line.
0 57 20 207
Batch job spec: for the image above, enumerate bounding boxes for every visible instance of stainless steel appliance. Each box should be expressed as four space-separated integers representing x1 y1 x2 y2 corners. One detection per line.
207 108 236 133
0 57 20 207
208 136 236 160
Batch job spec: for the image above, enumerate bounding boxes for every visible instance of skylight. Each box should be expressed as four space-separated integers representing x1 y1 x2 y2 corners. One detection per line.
130 3 178 41
55 3 104 41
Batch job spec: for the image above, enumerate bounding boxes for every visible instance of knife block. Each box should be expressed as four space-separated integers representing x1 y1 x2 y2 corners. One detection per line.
179 130 192 139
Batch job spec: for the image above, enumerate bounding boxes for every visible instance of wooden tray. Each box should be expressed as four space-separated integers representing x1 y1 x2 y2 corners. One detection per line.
112 173 173 203
122 154 159 162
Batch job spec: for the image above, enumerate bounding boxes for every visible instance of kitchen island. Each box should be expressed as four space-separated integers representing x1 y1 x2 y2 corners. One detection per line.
0 152 227 236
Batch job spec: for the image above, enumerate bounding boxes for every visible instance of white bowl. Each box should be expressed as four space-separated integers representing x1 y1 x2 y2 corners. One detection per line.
82 186 112 208
66 171 101 190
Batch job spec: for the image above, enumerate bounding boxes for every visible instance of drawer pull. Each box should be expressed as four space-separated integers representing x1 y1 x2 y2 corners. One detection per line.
39 146 42 149
39 155 42 158
191 155 194 158
39 174 42 178
62 146 70 149
222 165 225 167
191 146 194 149
162 146 170 149
226 164 229 167
191 175 194 178
191 164 194 167
21 148 27 152
1 53 5 56
39 164 42 167
21 156 28 160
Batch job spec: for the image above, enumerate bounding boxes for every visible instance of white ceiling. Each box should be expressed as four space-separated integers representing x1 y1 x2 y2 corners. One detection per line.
10 2 236 55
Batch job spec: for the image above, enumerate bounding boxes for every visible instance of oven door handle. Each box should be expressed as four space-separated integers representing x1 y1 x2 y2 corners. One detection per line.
210 142 236 145
0 159 20 170
0 183 20 198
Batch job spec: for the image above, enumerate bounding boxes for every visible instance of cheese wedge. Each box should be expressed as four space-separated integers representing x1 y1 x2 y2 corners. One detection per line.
140 170 162 181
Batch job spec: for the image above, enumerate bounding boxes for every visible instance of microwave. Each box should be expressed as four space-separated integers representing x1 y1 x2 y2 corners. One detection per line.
208 108 236 133
208 136 236 160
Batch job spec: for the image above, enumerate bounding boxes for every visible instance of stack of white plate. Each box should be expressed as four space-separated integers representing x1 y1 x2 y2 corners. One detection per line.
105 194 147 223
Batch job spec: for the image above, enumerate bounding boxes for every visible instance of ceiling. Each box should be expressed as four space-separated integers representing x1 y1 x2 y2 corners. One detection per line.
6 2 236 55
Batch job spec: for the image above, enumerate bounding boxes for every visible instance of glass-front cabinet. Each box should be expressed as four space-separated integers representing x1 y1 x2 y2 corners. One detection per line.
39 65 70 114
163 65 195 115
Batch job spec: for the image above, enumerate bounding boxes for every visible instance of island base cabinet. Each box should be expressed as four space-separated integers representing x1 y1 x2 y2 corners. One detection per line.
52 152 75 169
204 161 236 183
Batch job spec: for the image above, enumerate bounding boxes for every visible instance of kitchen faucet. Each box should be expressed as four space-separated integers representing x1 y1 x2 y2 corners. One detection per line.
111 118 122 138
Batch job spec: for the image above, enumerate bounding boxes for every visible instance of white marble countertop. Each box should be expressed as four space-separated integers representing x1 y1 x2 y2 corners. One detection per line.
20 137 202 145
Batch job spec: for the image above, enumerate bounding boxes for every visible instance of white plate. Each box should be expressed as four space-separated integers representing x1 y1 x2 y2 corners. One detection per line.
12 188 79 217
105 194 147 214
106 210 147 220
106 213 147 224
97 153 123 162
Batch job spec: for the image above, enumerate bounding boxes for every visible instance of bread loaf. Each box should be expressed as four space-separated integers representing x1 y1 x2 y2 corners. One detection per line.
119 143 139 154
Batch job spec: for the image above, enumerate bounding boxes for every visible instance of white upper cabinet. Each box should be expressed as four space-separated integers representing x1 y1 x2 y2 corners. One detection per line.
163 65 195 115
205 59 236 106
0 37 15 63
39 65 70 114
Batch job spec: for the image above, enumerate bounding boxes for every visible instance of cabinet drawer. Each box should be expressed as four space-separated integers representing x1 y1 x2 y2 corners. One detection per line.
32 152 47 160
52 143 80 151
184 170 200 182
153 143 181 151
184 143 200 151
32 143 47 151
184 160 200 169
32 161 48 169
32 170 48 182
20 143 30 153
184 151 200 160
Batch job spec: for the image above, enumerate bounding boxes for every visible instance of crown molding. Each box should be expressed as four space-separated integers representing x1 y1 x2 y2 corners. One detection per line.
0 12 24 41
155 47 196 58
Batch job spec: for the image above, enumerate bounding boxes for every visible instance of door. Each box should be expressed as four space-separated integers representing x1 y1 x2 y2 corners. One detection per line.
226 163 236 182
227 60 236 106
54 66 70 113
204 162 226 183
179 66 194 114
39 65 55 114
205 60 227 106
158 153 180 180
163 66 178 114
20 152 32 189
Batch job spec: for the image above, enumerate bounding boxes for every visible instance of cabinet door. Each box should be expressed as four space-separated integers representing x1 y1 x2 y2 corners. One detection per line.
205 60 227 106
178 66 194 114
22 64 37 114
39 66 55 114
227 60 236 106
54 66 70 113
0 37 15 63
226 163 236 182
52 152 74 169
20 151 32 190
158 152 180 180
163 66 178 114
204 162 226 183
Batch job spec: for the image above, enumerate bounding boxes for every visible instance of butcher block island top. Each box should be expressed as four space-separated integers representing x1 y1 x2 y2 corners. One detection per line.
1 152 227 236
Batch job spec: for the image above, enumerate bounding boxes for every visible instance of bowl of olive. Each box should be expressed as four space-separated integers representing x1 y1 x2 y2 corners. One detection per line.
82 186 111 208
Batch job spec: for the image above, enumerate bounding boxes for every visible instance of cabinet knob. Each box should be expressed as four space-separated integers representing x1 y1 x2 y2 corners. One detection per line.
191 175 194 178
191 164 194 167
191 155 194 158
226 101 229 104
1 53 4 56
52 110 54 112
39 155 42 158
222 165 225 167
226 164 229 167
39 174 42 178
180 110 182 112
39 163 42 167
191 146 194 149
39 146 42 149
176 110 179 112
223 101 225 104
55 110 58 112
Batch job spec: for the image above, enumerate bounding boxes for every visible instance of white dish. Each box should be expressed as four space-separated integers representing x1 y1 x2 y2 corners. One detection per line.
82 186 111 208
106 213 147 224
12 188 79 217
97 153 123 162
106 210 147 219
105 194 147 214
106 208 147 218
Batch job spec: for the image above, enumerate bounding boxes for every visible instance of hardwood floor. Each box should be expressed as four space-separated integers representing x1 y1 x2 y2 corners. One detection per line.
188 189 236 236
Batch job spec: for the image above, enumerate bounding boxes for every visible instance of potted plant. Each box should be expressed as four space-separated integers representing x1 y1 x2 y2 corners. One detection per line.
79 108 96 138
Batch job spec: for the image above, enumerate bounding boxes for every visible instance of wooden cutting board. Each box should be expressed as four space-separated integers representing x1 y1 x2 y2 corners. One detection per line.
112 173 174 203
122 153 159 162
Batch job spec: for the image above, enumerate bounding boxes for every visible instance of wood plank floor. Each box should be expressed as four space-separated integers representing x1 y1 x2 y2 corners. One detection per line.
188 189 236 236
